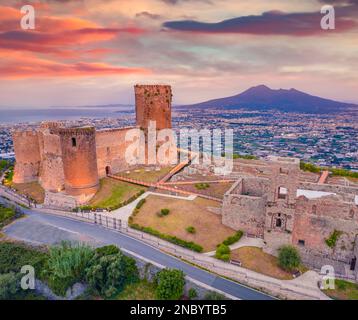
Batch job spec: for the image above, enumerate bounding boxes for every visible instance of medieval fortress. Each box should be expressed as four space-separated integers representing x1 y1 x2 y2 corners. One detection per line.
12 85 172 207
12 84 358 278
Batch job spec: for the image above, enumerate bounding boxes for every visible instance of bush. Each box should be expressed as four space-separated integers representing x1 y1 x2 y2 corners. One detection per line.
129 224 203 252
186 226 196 234
215 244 231 261
156 208 170 218
325 230 343 248
188 288 198 299
135 198 146 210
0 242 48 276
44 241 94 296
204 291 228 300
195 183 210 190
0 272 20 299
86 250 139 298
155 269 185 300
278 245 301 271
222 231 243 246
95 245 120 257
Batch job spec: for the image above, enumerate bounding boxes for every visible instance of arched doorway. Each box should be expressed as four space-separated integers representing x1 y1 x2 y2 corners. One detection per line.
105 166 111 175
350 256 356 271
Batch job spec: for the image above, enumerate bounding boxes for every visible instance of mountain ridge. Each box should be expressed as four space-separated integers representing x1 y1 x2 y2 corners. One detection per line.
180 85 358 113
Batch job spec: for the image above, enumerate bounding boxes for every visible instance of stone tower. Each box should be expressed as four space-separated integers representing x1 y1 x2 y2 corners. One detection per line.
58 127 99 196
134 84 172 130
38 122 65 192
12 130 41 184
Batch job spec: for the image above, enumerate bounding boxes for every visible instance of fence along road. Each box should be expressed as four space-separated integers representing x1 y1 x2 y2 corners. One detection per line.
2 203 274 300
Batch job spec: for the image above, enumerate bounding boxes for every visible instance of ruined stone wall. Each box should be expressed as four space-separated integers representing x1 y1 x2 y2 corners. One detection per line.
38 123 65 192
95 127 136 178
299 181 358 197
222 177 271 236
134 84 172 130
58 127 99 196
292 196 358 264
12 130 41 183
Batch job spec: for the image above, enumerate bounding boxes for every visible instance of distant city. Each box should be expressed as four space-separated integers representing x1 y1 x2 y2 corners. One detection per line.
1 106 357 171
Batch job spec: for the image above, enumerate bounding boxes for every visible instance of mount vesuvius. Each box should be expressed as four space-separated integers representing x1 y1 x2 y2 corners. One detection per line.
180 85 358 114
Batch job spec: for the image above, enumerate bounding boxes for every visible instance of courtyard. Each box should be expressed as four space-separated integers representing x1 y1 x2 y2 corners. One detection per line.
130 194 237 252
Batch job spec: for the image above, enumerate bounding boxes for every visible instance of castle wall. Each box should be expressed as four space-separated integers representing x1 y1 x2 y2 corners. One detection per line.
12 130 41 184
292 196 358 266
38 123 65 191
95 127 135 178
134 84 172 130
58 127 99 196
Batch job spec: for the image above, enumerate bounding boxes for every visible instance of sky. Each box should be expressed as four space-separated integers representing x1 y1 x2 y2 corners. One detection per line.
0 0 357 108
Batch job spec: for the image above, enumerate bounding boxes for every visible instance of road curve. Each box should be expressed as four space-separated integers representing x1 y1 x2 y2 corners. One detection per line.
3 208 275 300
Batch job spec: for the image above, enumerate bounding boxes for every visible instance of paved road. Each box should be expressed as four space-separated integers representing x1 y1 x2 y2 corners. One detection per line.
3 208 274 300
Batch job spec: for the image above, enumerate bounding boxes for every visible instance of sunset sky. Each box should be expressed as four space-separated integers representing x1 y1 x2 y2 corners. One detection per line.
0 0 357 107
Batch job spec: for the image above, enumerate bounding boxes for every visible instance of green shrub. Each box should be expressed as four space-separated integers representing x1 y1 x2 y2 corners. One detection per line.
44 241 94 296
195 183 210 190
186 226 196 234
278 245 301 271
161 208 170 216
188 288 198 299
325 230 343 248
0 272 20 300
204 291 228 300
0 242 48 276
86 250 139 298
129 224 203 252
95 245 120 257
215 244 231 261
155 269 185 300
135 198 146 210
0 205 16 227
300 161 358 178
222 231 243 246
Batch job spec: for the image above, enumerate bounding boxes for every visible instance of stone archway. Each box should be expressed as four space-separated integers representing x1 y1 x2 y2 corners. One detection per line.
105 166 111 175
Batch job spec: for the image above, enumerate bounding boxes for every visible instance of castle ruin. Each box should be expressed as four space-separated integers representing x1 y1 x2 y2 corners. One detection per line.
12 84 173 207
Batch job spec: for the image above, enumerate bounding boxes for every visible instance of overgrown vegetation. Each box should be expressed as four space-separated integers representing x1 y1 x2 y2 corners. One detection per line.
188 288 198 299
0 160 9 172
129 223 203 252
300 161 358 178
86 246 139 298
215 244 231 262
323 279 358 300
0 204 16 228
43 241 94 296
155 269 185 300
0 242 48 276
195 183 210 190
278 245 301 271
325 230 343 248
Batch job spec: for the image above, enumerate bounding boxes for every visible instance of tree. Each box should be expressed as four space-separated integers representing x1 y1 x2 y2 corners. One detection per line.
86 250 138 298
215 244 231 262
155 269 185 300
278 245 301 271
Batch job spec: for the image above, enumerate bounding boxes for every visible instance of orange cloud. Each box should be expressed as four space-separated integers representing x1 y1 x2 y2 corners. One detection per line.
0 53 150 78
